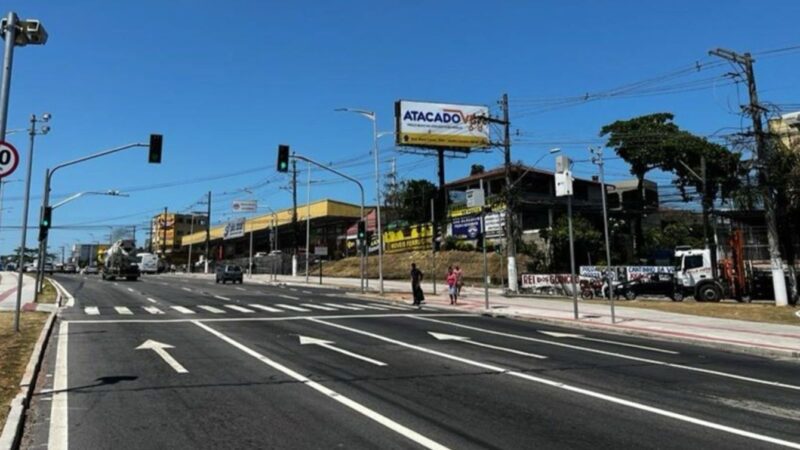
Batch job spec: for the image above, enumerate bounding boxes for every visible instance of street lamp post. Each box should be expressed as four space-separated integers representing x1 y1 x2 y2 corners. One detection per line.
13 113 49 332
336 108 384 294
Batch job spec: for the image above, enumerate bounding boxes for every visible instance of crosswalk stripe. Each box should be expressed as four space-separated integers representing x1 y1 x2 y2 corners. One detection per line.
198 305 226 314
301 303 337 311
84 306 100 315
224 305 255 313
114 306 133 315
171 306 195 314
371 303 413 310
249 304 284 313
349 303 389 310
214 295 231 301
182 287 192 292
279 294 299 300
276 304 311 312
143 306 164 315
323 303 362 310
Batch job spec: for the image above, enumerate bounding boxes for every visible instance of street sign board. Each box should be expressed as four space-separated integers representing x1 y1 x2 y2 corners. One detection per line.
223 217 246 240
314 246 328 256
0 141 20 177
232 200 257 212
465 188 485 208
555 171 573 197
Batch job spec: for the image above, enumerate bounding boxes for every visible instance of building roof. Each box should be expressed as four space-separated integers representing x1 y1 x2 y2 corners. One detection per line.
445 164 602 188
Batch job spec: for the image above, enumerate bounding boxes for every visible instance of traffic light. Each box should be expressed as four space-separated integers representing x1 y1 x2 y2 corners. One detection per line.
277 144 290 173
357 220 366 241
39 206 52 241
148 134 163 164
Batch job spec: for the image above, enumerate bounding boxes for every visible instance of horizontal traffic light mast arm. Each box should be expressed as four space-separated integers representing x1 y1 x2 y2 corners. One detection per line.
292 153 365 218
47 142 148 182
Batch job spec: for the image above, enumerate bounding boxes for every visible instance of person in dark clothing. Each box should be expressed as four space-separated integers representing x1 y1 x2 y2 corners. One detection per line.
410 263 425 306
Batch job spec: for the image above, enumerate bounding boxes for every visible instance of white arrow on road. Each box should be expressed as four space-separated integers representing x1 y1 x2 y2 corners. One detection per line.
136 340 189 373
298 335 387 366
428 332 547 359
538 331 679 355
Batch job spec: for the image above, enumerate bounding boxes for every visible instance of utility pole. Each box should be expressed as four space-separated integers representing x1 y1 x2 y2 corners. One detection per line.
204 191 211 273
431 198 437 295
162 206 168 262
710 48 787 306
591 147 615 323
500 93 518 293
291 158 298 275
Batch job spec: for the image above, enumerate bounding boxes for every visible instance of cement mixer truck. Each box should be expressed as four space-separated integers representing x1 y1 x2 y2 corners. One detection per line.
101 239 140 281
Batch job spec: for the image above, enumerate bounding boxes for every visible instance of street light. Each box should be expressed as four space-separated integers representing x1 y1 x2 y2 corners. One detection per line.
336 107 384 294
12 112 49 333
510 148 561 190
0 12 48 138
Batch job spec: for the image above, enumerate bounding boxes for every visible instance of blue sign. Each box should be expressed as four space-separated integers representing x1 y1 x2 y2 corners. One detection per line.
452 215 481 239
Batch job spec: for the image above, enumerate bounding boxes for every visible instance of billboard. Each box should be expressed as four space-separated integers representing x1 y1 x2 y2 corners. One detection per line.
223 218 246 240
395 100 490 149
232 200 257 212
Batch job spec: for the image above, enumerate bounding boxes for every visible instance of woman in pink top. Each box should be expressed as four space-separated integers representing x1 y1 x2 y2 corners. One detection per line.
446 266 458 305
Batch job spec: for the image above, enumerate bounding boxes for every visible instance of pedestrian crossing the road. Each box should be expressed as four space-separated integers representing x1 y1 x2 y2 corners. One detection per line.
79 302 414 317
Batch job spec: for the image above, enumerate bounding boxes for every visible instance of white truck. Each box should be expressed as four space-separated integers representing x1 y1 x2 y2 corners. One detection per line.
135 253 159 274
101 240 140 281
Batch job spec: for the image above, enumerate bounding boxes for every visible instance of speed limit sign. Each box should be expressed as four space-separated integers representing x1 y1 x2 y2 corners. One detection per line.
0 141 20 177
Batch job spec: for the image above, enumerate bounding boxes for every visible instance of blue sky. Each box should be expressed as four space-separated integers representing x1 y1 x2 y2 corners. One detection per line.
0 0 798 255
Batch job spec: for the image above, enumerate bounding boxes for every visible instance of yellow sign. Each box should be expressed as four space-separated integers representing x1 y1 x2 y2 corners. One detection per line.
383 224 433 253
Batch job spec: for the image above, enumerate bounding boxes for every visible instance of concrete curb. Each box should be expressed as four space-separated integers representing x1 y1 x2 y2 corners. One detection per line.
0 311 57 450
349 290 800 361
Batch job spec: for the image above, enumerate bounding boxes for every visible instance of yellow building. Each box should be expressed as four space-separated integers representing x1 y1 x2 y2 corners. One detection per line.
151 213 208 256
768 111 800 151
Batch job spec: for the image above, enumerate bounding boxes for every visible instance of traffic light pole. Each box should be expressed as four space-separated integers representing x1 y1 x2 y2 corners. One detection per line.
34 140 157 299
13 115 38 332
292 153 365 293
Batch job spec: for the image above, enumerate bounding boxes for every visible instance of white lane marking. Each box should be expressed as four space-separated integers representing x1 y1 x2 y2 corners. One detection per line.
279 294 299 300
61 313 472 325
182 287 192 292
171 306 195 314
198 305 226 314
429 332 547 359
538 330 679 355
302 290 313 295
84 306 99 315
235 287 246 291
214 295 231 301
146 297 158 304
324 303 362 310
224 305 255 313
114 307 133 315
301 303 337 311
143 306 164 315
48 322 68 450
127 287 134 292
312 318 800 450
136 340 188 374
276 304 311 312
194 322 445 449
349 303 389 311
299 335 387 366
289 288 298 292
413 317 800 392
113 282 119 286
249 304 284 313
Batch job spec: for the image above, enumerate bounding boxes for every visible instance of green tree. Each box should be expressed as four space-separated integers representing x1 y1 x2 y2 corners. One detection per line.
540 214 603 272
470 164 485 175
386 179 438 226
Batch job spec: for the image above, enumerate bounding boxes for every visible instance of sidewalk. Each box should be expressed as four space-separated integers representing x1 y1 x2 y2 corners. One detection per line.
172 272 800 359
0 271 39 312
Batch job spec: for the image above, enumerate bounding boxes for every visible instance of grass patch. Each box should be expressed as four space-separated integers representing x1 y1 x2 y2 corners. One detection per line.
0 312 48 428
37 278 58 304
599 300 800 326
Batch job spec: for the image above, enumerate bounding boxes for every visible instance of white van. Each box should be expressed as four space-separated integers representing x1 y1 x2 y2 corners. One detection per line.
136 253 159 274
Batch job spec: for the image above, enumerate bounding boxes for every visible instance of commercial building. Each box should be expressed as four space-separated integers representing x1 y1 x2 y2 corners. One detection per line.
151 212 208 257
768 111 800 150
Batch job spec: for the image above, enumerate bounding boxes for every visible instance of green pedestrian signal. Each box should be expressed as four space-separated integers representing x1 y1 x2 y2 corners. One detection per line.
277 144 290 173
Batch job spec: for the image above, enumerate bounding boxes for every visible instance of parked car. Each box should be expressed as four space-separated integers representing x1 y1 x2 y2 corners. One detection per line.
64 264 77 274
215 265 243 284
43 263 54 275
4 263 16 271
24 263 36 273
82 265 99 275
614 274 677 301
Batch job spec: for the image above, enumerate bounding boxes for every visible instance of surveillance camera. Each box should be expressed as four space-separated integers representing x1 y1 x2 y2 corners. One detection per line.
23 20 48 45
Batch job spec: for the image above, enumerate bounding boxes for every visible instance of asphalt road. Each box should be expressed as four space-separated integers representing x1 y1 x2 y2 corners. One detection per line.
20 273 800 449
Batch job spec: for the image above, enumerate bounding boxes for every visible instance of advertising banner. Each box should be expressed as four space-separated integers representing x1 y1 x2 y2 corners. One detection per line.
396 100 490 149
223 217 246 240
483 212 505 237
452 215 482 239
232 200 257 212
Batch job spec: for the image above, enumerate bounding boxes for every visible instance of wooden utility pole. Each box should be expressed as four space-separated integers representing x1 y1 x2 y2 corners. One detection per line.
204 190 211 273
710 48 787 306
500 93 518 293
